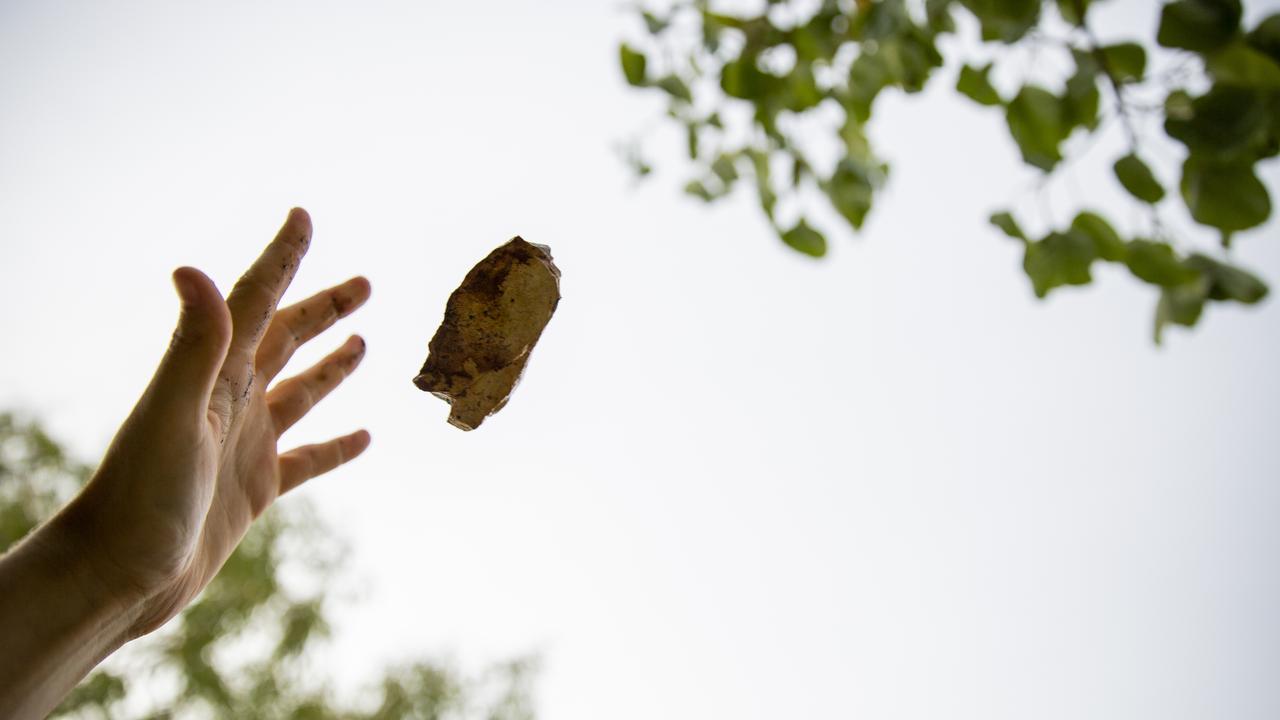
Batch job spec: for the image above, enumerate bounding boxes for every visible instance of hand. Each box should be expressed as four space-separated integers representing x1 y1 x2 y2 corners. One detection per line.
65 207 371 636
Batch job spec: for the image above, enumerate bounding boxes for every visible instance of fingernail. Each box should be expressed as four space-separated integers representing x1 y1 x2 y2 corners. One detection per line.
287 208 312 244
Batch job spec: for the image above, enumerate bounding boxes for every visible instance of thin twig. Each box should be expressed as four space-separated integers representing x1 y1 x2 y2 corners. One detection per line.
1069 0 1139 149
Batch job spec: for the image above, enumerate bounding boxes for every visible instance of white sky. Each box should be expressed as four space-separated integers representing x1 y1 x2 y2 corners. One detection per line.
2 0 1279 718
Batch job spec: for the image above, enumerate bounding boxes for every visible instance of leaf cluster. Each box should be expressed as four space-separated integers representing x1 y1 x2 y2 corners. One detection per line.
620 0 1275 340
0 413 537 720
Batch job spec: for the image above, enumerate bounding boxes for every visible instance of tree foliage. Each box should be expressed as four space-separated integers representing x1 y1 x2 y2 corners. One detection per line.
0 413 537 720
620 0 1275 342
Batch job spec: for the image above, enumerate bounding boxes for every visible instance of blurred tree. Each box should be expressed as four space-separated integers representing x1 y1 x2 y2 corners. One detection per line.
0 412 537 720
620 0 1275 342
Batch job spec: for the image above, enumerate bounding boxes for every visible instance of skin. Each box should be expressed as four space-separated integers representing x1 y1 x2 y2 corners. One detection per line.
0 208 371 719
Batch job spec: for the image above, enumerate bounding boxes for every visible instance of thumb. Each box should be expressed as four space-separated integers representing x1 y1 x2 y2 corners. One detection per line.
152 267 232 410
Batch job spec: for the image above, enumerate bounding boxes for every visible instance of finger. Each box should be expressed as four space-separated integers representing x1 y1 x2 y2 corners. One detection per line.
149 267 232 414
221 207 312 400
256 276 371 382
277 429 371 496
267 335 366 435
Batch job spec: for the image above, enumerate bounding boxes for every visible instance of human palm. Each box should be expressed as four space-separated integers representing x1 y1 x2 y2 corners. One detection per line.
72 209 371 636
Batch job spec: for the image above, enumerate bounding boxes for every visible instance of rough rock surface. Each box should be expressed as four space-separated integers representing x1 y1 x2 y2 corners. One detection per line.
413 237 560 430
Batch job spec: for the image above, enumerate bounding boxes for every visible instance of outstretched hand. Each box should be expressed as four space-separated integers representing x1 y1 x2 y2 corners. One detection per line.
0 208 371 719
70 207 371 635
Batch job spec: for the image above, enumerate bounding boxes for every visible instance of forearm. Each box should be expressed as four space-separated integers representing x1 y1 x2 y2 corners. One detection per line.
0 499 140 720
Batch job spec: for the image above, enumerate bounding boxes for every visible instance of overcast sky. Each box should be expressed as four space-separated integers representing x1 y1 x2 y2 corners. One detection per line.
2 0 1279 718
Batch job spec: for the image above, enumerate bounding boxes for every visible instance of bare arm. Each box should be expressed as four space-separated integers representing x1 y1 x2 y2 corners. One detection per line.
0 505 139 719
0 208 371 719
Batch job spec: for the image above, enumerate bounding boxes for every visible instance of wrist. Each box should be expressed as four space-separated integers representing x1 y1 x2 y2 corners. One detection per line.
33 493 146 632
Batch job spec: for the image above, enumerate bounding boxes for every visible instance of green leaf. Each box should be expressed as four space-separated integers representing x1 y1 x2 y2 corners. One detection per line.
755 104 782 143
655 75 692 103
1100 43 1146 83
748 149 777 220
1181 157 1271 235
1206 41 1280 87
1056 0 1091 25
883 31 945 93
1124 240 1198 286
701 10 748 32
959 0 1041 43
826 159 878 229
1113 154 1165 204
684 180 714 202
1023 231 1096 297
781 220 828 257
1061 52 1101 131
926 0 957 32
620 44 647 87
793 17 842 63
1247 13 1280 64
58 672 127 713
853 1 912 42
1155 281 1209 343
711 154 739 184
685 124 699 160
722 53 775 101
276 600 328 659
1164 85 1271 160
1157 0 1242 53
990 211 1026 241
784 63 824 112
642 11 669 34
840 114 874 161
1164 89 1194 120
846 52 890 122
1006 85 1067 170
1185 253 1269 302
957 63 1002 106
1070 211 1126 261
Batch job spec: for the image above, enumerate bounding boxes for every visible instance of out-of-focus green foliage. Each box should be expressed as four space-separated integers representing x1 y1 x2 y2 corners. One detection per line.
619 0 1274 342
0 413 537 719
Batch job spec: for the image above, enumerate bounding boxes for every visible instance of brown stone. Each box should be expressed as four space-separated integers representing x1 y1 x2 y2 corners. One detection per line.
413 237 560 430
